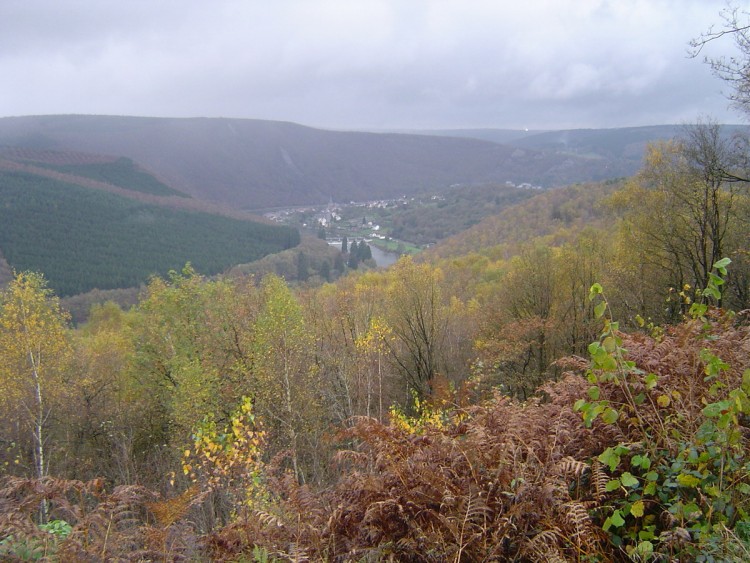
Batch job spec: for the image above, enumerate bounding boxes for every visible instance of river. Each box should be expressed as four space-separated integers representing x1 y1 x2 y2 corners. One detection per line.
328 240 400 268
369 245 400 268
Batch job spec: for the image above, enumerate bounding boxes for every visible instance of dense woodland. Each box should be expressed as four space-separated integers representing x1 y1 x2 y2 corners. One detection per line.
0 113 750 561
31 157 188 198
0 171 300 296
386 184 537 246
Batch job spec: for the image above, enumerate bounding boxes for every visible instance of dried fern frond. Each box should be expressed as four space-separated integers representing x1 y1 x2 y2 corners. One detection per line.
256 510 284 529
147 484 203 528
563 501 597 547
556 456 589 480
332 449 368 468
590 460 609 503
284 542 310 562
521 528 563 560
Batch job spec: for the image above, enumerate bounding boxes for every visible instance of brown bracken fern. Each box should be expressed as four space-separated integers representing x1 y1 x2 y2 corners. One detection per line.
4 311 745 561
0 476 204 561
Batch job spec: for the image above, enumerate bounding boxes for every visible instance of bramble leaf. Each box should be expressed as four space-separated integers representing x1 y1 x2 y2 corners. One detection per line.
602 407 619 424
610 509 625 527
589 283 603 300
621 472 639 488
676 473 701 488
594 301 607 319
599 447 621 472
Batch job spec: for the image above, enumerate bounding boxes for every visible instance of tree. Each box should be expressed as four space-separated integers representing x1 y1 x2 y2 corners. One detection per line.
354 316 393 422
475 245 560 398
253 275 321 483
296 251 310 281
610 123 749 315
341 236 348 254
347 251 359 269
320 259 332 282
691 4 750 118
305 270 393 428
334 253 345 274
555 230 607 354
0 272 71 482
680 121 745 293
127 265 261 487
67 301 137 483
356 240 372 262
385 258 449 400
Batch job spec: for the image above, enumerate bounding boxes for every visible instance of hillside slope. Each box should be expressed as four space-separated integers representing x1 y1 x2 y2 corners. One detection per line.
0 169 299 296
0 115 637 210
416 124 750 181
423 180 622 261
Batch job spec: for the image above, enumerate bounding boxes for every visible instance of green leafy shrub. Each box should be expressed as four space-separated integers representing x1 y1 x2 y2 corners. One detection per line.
576 260 750 560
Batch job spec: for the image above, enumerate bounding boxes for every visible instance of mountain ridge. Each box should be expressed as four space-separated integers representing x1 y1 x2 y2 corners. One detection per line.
0 115 659 210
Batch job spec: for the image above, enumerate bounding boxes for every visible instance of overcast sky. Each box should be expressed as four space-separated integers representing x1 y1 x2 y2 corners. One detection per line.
0 0 744 131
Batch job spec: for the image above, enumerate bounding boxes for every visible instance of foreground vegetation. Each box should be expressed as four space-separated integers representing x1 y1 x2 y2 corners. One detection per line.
0 120 749 560
0 266 748 561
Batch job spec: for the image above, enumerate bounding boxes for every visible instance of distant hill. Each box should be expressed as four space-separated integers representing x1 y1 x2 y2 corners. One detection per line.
0 115 687 211
413 124 749 180
417 125 681 151
407 128 553 145
423 180 624 262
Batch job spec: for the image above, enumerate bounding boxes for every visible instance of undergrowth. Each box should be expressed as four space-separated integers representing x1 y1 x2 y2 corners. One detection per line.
1 264 748 561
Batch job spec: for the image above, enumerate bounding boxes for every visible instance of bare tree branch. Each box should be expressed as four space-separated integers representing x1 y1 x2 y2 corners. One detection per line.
690 5 750 117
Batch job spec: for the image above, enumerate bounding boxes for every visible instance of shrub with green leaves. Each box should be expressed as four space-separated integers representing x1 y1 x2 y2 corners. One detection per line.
576 260 750 560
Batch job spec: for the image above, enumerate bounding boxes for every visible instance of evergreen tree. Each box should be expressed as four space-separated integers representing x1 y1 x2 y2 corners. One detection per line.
347 252 359 270
360 241 373 261
297 251 310 282
320 260 331 282
334 253 345 273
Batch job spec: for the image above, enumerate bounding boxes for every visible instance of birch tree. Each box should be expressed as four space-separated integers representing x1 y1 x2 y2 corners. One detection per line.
253 274 320 483
0 272 71 481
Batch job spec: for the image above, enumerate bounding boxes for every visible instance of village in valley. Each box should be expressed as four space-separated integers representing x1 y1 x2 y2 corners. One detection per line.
263 180 545 260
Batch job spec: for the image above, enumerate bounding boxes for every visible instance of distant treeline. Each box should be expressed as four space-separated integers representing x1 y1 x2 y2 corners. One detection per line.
387 184 536 245
0 171 299 296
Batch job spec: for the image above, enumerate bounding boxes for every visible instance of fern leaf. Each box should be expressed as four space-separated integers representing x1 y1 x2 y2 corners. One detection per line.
590 460 609 503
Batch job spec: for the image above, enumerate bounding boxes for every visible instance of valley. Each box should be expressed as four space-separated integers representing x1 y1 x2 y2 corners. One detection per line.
3 2 750 559
0 116 749 561
264 182 544 260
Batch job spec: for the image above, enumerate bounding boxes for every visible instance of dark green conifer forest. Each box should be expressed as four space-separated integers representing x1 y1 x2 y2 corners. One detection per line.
0 171 299 296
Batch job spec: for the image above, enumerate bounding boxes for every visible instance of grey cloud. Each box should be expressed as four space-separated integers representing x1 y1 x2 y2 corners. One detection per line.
0 0 742 129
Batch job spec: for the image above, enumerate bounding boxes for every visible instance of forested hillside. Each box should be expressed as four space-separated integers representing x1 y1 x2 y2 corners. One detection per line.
386 183 538 245
1 120 749 560
422 179 622 261
0 115 691 209
31 156 187 197
0 171 299 296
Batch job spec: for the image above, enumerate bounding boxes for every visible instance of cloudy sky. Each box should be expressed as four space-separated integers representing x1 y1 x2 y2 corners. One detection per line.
0 0 744 131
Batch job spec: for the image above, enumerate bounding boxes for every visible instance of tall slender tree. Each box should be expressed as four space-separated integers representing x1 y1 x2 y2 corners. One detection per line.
0 272 71 483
